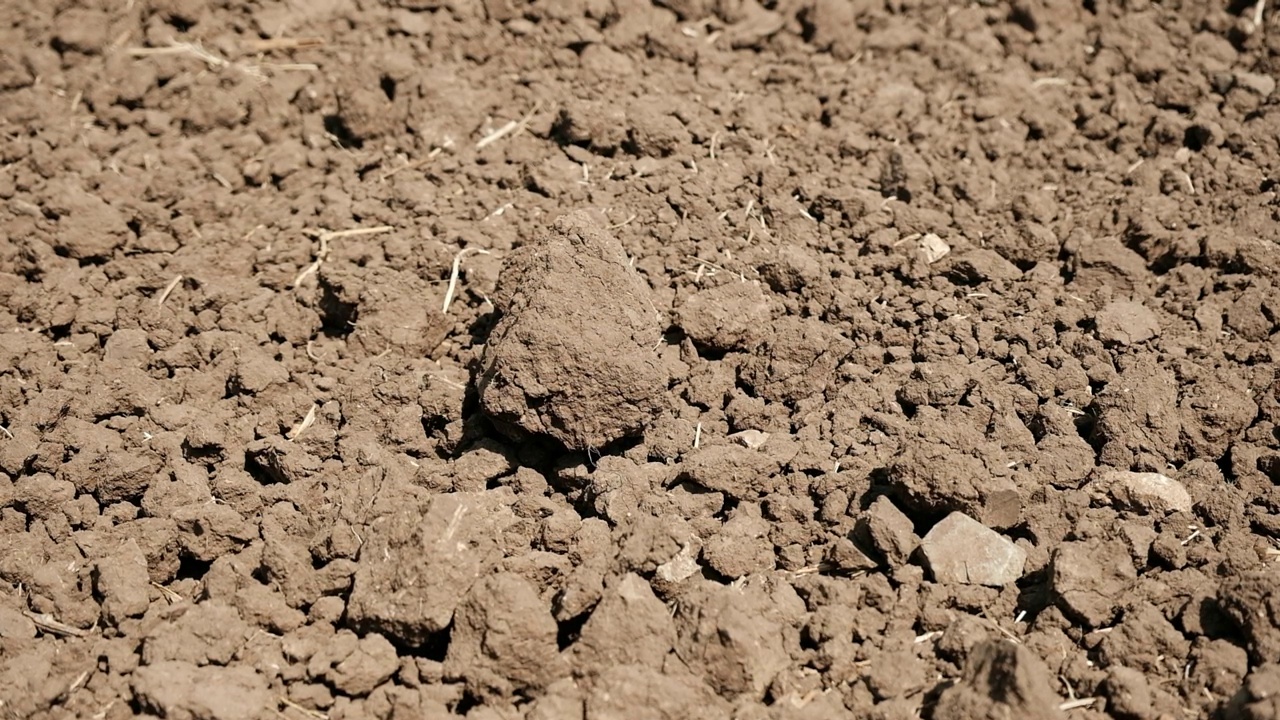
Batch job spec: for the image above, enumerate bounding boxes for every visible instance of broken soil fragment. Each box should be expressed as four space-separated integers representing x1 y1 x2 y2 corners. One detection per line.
933 640 1064 720
476 211 668 450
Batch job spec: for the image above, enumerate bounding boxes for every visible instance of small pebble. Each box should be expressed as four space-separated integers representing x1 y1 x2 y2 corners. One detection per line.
918 233 950 264
729 430 770 449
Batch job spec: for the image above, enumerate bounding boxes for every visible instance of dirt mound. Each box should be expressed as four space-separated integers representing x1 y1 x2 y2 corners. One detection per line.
2 0 1280 718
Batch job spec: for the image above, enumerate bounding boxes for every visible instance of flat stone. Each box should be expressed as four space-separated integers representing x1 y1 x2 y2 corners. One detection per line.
919 233 950 264
1102 471 1192 515
729 429 770 449
920 512 1026 587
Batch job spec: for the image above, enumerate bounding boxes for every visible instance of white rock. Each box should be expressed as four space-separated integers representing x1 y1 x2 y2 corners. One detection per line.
1102 471 1192 515
655 543 700 584
920 512 1026 587
919 233 950 264
729 430 770 449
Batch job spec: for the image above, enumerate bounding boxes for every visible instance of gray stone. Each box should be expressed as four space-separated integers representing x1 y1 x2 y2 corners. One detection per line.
920 513 1026 586
1236 71 1277 98
1101 471 1192 515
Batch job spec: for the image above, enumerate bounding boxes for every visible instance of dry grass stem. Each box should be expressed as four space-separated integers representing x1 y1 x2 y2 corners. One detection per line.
476 102 542 149
278 696 329 720
293 226 394 290
23 609 88 637
157 275 183 306
245 37 326 52
608 213 637 230
380 146 444 182
287 404 319 441
128 40 319 82
151 582 183 604
442 247 492 314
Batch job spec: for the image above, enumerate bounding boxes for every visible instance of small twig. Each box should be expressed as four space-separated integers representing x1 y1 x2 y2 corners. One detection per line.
1059 697 1099 712
66 669 91 695
0 425 12 440
151 582 183 604
292 235 328 289
379 146 444 182
278 696 329 720
292 226 394 290
693 422 702 449
22 610 88 637
442 247 492 314
475 102 542 149
128 40 266 83
157 275 184 307
286 404 318 441
1031 77 1068 88
607 213 638 230
244 37 326 52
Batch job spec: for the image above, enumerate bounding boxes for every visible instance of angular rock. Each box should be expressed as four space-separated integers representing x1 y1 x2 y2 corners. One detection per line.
920 513 1025 586
728 429 770 449
919 233 950 263
1050 540 1136 628
932 641 1064 720
132 661 271 720
1100 470 1192 515
476 211 668 450
444 573 564 700
347 492 515 644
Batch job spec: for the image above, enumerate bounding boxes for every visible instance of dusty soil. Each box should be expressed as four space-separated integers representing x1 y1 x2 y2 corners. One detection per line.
2 0 1280 718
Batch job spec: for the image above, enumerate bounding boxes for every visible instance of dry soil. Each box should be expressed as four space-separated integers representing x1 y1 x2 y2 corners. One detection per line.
2 0 1280 719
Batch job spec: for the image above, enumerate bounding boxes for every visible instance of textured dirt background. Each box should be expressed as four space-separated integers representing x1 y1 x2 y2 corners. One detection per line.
3 0 1280 718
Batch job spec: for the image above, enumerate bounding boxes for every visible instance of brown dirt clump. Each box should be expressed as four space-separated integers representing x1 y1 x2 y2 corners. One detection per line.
3 0 1280 718
477 211 669 450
